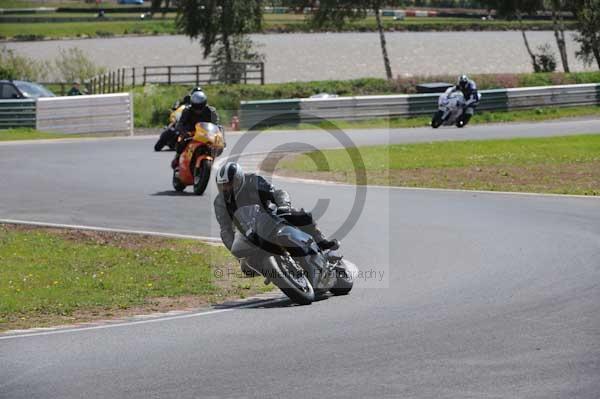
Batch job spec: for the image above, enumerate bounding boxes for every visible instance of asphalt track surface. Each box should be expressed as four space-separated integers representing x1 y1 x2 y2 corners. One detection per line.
1 119 600 398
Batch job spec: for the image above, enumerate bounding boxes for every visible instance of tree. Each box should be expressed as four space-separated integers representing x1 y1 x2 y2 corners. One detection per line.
311 0 400 80
570 0 600 69
482 0 546 72
176 0 263 83
549 0 569 72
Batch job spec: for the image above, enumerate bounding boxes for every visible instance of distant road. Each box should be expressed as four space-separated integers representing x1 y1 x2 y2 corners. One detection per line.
5 31 593 82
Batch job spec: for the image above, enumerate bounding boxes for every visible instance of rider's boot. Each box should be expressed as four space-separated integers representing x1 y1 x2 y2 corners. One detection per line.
308 226 339 251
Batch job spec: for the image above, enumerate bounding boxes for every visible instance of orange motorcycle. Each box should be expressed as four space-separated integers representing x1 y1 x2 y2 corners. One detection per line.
172 122 225 195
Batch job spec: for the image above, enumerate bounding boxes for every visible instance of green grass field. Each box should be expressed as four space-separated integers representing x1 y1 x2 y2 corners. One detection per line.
276 134 600 195
0 225 270 331
0 20 175 39
0 12 566 40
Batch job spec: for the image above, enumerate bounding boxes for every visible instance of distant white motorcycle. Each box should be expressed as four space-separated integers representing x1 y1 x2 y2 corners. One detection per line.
431 89 467 128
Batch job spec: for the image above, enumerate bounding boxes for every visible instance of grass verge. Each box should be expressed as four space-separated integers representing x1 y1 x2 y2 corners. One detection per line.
0 20 175 40
274 134 600 195
0 225 271 332
263 106 600 131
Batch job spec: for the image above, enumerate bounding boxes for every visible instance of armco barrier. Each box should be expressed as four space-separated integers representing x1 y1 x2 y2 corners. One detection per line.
36 93 134 135
0 99 36 129
240 83 600 129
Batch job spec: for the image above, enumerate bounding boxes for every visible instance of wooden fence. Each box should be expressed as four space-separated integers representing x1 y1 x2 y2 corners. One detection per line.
84 62 264 94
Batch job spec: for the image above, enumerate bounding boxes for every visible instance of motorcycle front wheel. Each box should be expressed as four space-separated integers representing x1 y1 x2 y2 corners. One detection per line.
154 129 172 151
193 158 213 195
274 255 314 305
431 110 444 129
330 268 354 296
172 170 186 192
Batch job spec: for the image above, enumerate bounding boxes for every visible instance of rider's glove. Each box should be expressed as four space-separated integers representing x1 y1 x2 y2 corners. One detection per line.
276 205 292 214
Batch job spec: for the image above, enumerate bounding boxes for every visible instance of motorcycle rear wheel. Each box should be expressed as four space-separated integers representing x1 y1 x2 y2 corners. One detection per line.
274 256 314 305
193 159 213 195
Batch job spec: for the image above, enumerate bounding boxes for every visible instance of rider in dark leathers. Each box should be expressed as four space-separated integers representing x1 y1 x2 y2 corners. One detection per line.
171 91 221 169
448 74 480 126
172 86 203 110
213 162 339 261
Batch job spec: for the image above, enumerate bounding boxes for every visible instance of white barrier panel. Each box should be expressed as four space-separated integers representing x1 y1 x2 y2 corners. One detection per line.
36 93 134 135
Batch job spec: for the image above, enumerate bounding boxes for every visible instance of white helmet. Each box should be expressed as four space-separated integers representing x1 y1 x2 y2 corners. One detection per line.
216 162 244 201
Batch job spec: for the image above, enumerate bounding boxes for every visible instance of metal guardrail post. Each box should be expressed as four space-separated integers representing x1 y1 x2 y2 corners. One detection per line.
196 65 200 86
143 67 147 86
132 67 136 87
167 66 172 85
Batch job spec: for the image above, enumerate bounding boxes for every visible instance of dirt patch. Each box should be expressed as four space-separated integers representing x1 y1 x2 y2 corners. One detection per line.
273 161 600 195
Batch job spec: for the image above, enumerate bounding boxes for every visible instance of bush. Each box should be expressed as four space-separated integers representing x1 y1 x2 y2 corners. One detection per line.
54 47 106 84
533 44 557 73
95 30 115 37
13 34 45 41
0 46 50 81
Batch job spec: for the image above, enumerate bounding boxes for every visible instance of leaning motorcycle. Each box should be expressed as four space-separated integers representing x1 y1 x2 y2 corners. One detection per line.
230 204 358 305
172 122 225 195
154 104 186 151
431 90 466 129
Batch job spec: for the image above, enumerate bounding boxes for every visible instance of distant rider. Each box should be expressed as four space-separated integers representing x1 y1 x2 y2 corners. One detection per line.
172 86 203 110
171 91 221 169
447 74 480 127
213 162 339 269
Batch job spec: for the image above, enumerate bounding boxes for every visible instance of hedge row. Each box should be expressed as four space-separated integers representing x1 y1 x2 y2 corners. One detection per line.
133 71 600 127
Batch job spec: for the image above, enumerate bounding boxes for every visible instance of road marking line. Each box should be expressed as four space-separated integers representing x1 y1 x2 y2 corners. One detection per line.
271 174 600 199
0 219 223 243
0 297 287 341
219 150 600 200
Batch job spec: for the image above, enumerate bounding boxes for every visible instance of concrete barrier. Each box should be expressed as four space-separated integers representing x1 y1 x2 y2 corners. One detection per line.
36 93 134 135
